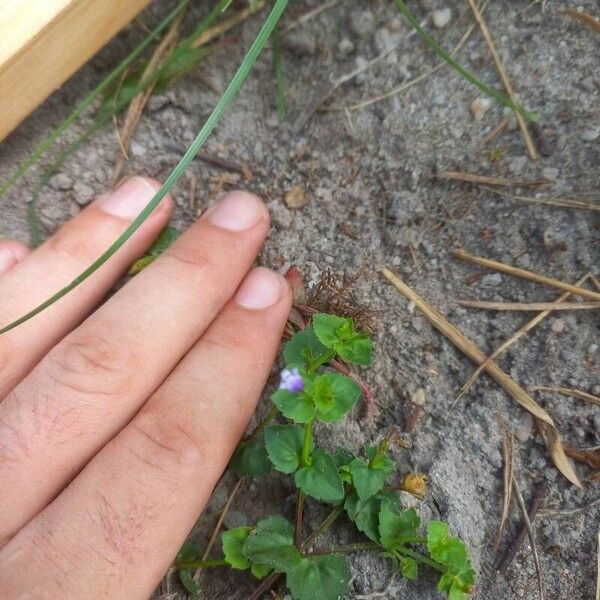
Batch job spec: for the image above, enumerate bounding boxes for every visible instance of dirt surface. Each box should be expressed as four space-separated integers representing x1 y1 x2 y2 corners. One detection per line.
1 1 599 599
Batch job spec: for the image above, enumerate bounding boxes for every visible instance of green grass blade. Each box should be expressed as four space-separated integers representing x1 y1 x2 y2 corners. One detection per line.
0 0 190 199
0 0 290 336
393 0 537 121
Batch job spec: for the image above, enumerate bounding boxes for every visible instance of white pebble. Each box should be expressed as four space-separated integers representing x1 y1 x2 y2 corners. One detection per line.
541 166 559 181
432 8 452 28
49 173 73 191
470 96 493 121
581 128 600 142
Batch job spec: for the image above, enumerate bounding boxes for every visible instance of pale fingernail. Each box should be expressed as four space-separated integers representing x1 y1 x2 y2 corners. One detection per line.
98 177 159 219
234 267 285 309
0 246 16 272
206 191 265 231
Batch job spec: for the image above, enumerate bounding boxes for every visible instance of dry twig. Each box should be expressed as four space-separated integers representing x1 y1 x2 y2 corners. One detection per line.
493 432 514 553
529 386 600 408
439 171 548 187
381 267 580 486
481 117 509 145
457 299 600 311
456 274 590 400
283 0 339 32
452 248 600 302
466 0 537 159
538 497 600 519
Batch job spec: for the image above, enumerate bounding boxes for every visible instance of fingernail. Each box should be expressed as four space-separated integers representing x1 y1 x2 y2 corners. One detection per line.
98 177 159 219
0 246 16 272
234 267 285 309
207 191 265 231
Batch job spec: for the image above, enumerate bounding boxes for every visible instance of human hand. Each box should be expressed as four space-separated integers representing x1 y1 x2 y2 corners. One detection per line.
0 178 291 598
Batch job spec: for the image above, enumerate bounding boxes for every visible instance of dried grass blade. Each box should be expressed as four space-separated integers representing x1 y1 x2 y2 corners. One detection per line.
381 267 581 487
480 186 600 212
439 171 548 187
564 446 600 470
512 477 546 600
456 274 589 401
493 432 514 553
112 10 186 185
466 0 538 159
452 248 600 302
457 300 600 311
529 386 600 408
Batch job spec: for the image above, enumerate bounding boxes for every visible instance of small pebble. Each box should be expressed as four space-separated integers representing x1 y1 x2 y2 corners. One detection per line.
73 182 94 206
481 273 503 286
350 9 375 36
541 166 559 181
551 319 565 334
515 412 533 442
432 7 452 28
581 128 600 142
387 17 402 32
49 173 73 191
470 97 493 121
508 155 528 174
338 37 354 56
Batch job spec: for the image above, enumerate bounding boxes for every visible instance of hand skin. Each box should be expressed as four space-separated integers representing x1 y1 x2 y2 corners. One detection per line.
0 177 291 599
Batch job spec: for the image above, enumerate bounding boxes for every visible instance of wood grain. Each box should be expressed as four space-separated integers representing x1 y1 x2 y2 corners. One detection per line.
0 0 152 141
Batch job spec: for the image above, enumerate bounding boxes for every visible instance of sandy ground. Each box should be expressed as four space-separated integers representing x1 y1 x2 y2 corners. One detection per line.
0 1 599 598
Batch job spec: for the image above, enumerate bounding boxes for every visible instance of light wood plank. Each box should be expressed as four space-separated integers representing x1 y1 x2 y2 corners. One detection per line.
0 0 152 141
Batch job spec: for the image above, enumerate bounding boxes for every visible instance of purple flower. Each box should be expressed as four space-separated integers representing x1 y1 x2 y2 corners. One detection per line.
279 368 304 393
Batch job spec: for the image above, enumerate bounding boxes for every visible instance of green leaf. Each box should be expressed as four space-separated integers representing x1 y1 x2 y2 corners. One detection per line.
312 314 372 366
378 503 420 550
344 490 401 543
286 554 350 600
271 389 314 423
176 541 203 598
222 527 251 569
129 226 180 275
283 326 329 370
242 516 301 572
427 522 475 597
230 435 272 476
250 562 272 579
312 373 361 423
264 425 306 474
333 447 355 468
294 449 344 503
348 458 388 501
401 556 418 580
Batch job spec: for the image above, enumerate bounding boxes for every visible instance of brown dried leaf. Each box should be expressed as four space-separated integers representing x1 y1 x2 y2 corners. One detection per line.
284 185 310 209
564 445 600 470
561 8 600 34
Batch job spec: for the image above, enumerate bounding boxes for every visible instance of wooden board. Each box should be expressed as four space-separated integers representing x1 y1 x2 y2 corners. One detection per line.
0 0 152 142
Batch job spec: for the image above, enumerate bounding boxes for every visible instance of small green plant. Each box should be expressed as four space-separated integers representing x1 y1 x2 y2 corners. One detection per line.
175 313 475 599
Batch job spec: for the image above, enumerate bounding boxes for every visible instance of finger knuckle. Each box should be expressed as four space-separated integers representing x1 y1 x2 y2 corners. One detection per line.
43 331 135 398
127 410 206 481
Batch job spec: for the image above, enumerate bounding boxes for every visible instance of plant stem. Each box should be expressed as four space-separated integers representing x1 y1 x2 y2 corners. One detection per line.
309 348 336 373
308 541 377 556
295 419 314 545
245 406 278 442
396 546 445 573
0 0 290 337
175 558 228 569
300 503 345 551
300 420 313 467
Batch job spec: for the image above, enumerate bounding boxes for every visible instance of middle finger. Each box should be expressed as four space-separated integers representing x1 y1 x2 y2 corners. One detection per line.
0 190 269 543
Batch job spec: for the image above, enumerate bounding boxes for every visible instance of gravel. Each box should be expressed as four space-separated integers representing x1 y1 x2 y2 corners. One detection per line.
0 1 598 599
